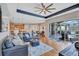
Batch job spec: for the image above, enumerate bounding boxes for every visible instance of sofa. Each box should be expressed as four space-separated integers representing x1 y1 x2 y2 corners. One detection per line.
2 35 28 56
1 32 40 56
2 45 28 56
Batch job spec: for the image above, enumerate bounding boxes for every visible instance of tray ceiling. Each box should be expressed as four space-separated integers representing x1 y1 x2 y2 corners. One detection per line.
4 3 78 23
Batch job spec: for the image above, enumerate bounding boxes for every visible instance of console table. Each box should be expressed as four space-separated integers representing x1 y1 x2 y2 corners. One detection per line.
59 44 78 56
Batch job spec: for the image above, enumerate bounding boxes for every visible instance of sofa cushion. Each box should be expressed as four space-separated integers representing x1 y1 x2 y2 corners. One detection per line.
12 38 24 45
11 35 24 45
18 33 23 40
3 39 15 49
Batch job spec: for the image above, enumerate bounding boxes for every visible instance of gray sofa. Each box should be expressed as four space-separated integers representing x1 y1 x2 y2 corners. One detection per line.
2 45 28 56
0 32 28 56
2 37 28 56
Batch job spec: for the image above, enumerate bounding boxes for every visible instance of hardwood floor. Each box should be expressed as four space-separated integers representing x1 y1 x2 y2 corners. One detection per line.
40 36 72 56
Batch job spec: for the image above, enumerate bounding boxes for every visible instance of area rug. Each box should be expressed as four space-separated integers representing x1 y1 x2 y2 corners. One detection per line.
28 42 53 56
49 34 62 42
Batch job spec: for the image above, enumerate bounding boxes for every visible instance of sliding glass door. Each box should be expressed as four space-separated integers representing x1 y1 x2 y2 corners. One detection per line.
50 19 79 36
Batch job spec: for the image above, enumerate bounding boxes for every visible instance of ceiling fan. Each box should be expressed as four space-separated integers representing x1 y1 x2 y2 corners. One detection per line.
35 3 56 15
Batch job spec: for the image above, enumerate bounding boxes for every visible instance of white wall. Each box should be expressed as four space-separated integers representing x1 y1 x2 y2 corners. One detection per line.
0 3 10 17
24 24 40 33
0 3 11 32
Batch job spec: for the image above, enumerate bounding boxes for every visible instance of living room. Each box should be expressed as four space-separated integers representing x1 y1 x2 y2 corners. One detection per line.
0 3 79 56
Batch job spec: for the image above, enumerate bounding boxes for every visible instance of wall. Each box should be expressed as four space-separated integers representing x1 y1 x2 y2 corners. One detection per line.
24 24 40 33
10 22 25 32
0 3 10 32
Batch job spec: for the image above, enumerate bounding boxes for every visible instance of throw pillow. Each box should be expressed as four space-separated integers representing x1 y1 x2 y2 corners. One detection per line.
25 34 30 38
4 39 14 49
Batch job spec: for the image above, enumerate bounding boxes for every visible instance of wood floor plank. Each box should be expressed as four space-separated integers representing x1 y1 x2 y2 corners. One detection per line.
39 36 71 56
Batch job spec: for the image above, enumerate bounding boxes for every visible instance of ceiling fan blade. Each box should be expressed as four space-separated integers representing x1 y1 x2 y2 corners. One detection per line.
35 7 42 9
46 3 53 9
48 8 56 10
39 10 43 14
46 10 52 13
41 3 45 8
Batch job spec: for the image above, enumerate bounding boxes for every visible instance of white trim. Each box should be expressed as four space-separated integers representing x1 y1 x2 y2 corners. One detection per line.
46 8 79 20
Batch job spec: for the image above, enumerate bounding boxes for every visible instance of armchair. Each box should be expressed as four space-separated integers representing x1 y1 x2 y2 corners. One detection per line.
23 33 32 42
